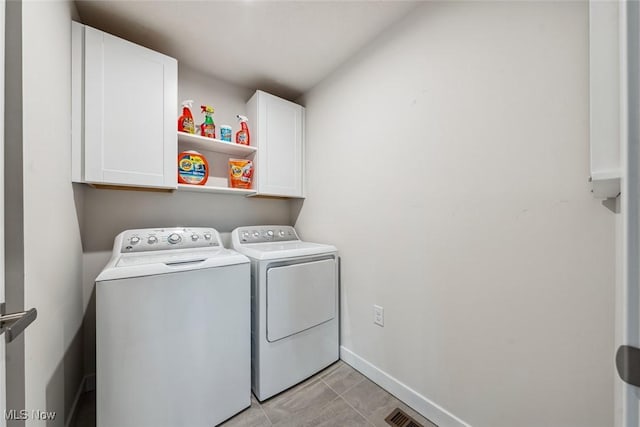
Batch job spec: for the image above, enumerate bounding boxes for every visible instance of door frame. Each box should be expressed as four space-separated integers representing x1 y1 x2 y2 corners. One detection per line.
620 1 640 426
0 0 7 424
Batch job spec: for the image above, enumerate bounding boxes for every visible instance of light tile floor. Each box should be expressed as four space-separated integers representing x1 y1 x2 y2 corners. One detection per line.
72 361 437 427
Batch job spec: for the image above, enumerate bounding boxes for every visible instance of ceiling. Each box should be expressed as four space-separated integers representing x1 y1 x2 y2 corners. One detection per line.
75 0 420 100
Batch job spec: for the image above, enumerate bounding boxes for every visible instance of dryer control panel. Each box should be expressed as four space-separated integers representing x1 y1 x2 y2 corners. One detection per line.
118 227 221 253
234 226 299 244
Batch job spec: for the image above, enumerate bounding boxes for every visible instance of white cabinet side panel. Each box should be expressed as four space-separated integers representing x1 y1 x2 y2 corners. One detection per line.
590 1 621 175
162 58 177 188
83 26 104 183
71 22 84 182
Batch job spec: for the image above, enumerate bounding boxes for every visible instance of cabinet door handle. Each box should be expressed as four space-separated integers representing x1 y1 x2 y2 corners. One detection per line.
0 303 37 343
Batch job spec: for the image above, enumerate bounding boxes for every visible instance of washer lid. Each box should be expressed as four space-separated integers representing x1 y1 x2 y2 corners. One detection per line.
232 241 337 261
96 247 249 281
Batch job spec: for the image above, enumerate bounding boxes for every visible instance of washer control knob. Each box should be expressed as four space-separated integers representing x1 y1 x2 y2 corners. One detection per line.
252 231 260 238
204 233 212 240
147 236 158 245
168 233 181 244
130 236 140 245
267 230 274 237
191 234 199 241
278 230 285 237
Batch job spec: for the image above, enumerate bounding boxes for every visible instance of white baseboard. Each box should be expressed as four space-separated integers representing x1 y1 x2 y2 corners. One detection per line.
340 346 471 427
65 374 93 427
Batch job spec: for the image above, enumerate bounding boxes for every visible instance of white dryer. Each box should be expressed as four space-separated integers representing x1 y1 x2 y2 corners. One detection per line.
96 227 250 427
231 225 338 401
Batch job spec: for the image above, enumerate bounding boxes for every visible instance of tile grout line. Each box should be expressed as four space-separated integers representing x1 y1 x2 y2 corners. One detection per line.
252 363 359 427
320 362 366 398
259 379 338 427
321 377 375 427
309 380 342 419
255 396 274 426
336 375 366 397
301 384 365 427
320 377 340 396
335 393 376 427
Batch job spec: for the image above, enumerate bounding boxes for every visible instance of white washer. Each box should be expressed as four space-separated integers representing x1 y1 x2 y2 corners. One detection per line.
96 227 250 427
231 225 338 401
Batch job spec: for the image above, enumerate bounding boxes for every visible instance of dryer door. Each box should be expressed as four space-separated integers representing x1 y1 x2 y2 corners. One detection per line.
266 258 336 342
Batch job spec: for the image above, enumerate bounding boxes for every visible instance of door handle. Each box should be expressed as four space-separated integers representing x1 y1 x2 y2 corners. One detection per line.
0 303 37 343
616 345 640 387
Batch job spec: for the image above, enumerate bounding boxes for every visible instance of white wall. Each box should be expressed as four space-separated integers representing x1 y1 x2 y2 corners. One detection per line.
21 1 84 425
295 2 615 426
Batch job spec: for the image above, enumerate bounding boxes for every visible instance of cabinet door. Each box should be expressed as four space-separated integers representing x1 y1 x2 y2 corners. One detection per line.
253 91 304 197
84 26 177 188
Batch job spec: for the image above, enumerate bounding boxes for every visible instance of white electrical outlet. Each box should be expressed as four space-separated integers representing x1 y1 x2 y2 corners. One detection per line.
373 305 384 327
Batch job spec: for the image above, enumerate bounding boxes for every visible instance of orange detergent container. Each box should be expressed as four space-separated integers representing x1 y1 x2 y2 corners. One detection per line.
228 159 253 189
178 151 209 185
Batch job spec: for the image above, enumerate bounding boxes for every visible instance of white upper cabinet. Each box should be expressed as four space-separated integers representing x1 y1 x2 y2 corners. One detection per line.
247 90 304 198
72 22 177 189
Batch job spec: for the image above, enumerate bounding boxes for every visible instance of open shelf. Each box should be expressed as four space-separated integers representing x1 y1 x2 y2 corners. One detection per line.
176 183 256 196
178 132 257 157
590 169 621 199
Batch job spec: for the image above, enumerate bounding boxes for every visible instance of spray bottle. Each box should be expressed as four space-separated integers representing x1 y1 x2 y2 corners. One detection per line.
178 100 195 134
236 115 250 146
200 105 216 138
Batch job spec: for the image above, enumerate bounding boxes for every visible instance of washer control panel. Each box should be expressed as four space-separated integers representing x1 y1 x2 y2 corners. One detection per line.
119 227 220 253
235 226 298 244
